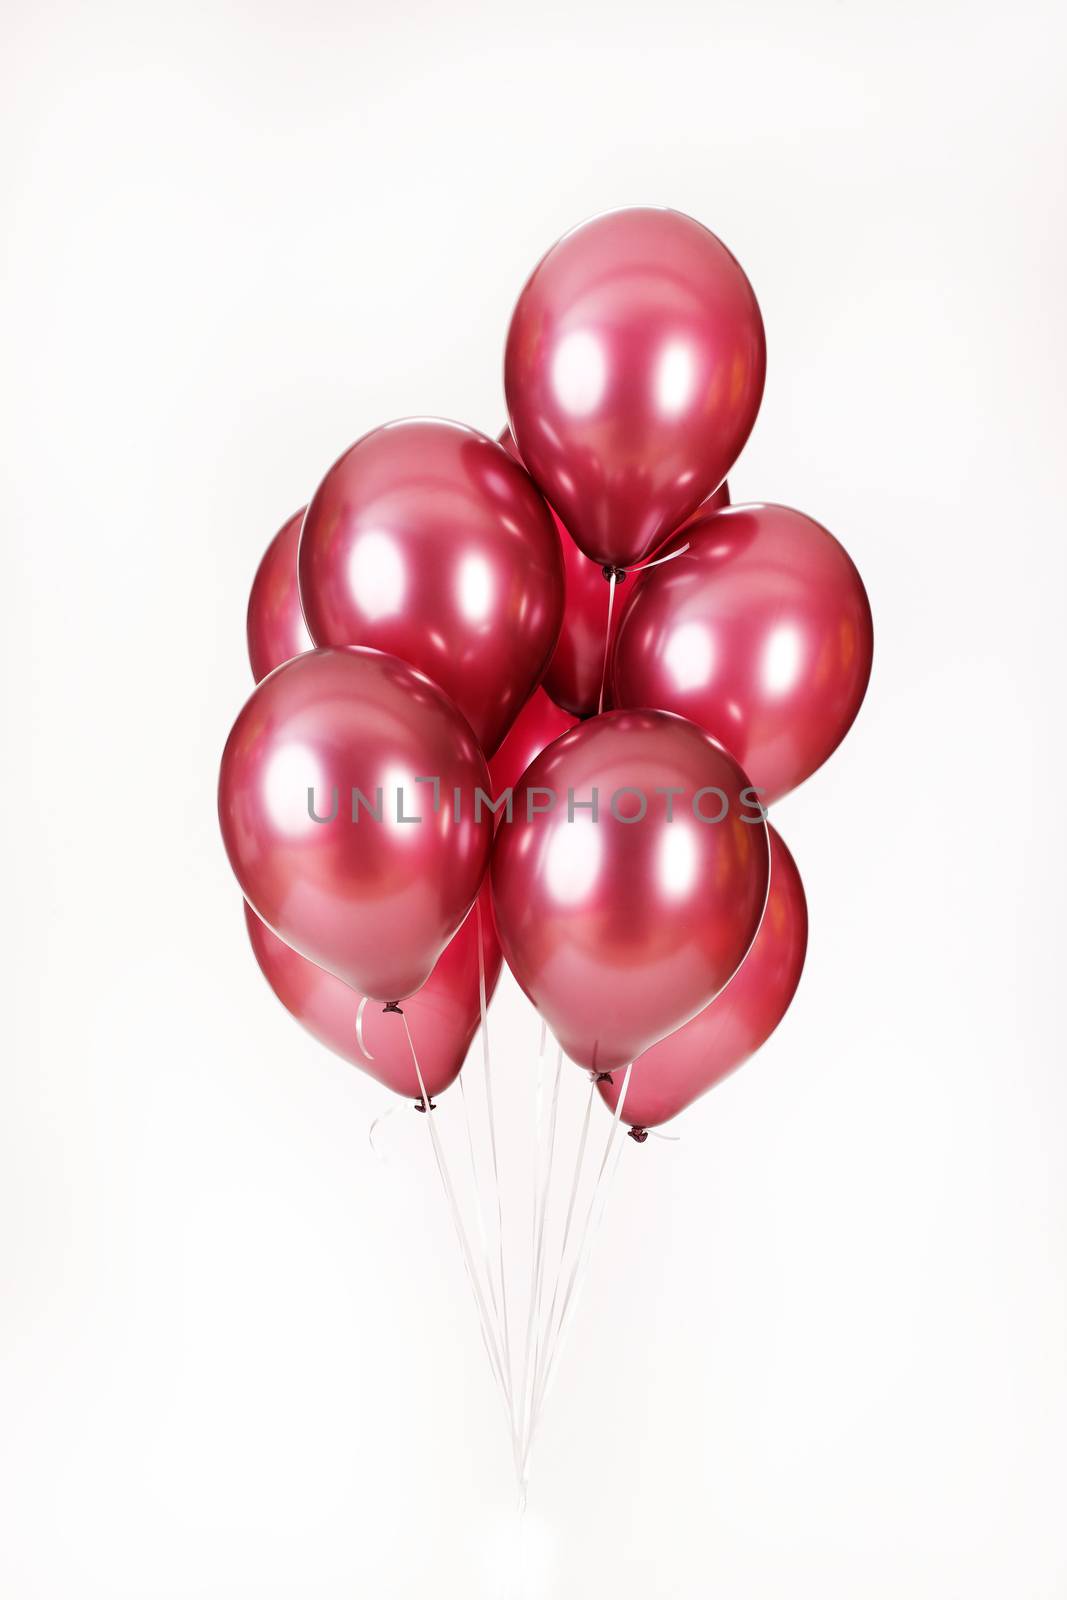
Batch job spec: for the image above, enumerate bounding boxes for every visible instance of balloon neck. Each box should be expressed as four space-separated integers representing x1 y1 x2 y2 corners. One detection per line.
628 1127 649 1144
601 564 627 583
413 1097 437 1113
594 1071 614 1084
382 1000 404 1014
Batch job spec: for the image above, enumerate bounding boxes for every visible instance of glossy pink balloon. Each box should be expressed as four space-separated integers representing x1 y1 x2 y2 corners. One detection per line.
598 825 806 1131
246 507 313 682
298 418 563 755
219 647 493 1002
489 688 575 799
499 424 729 716
505 207 765 570
613 504 874 804
491 711 770 1072
244 885 502 1101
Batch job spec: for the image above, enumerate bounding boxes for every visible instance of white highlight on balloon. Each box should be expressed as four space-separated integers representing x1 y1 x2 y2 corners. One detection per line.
551 330 606 417
664 621 715 689
762 622 804 696
657 823 699 900
458 553 494 624
348 529 405 620
265 742 327 837
545 817 602 906
655 339 697 417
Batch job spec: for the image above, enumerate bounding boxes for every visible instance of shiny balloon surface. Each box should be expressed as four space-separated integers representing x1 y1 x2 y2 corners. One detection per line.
612 503 873 803
491 710 770 1072
489 687 575 800
298 418 563 755
598 825 806 1128
219 647 492 1002
246 507 313 682
500 424 728 716
505 207 764 569
244 884 501 1101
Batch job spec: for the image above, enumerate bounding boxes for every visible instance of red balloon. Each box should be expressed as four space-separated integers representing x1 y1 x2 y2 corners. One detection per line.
598 825 806 1130
491 711 770 1073
246 507 313 682
219 647 493 1002
499 424 729 717
489 687 575 799
244 884 502 1101
612 504 874 804
298 418 563 755
505 207 764 570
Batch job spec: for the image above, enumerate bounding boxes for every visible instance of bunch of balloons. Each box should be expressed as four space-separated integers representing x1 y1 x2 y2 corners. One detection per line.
219 207 872 1476
221 205 871 1134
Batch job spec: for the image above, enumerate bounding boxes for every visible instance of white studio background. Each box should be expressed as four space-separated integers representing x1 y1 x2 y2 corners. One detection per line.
2 2 1065 1596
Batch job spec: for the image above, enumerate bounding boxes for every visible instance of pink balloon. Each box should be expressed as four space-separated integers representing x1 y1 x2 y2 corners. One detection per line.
612 503 874 804
246 507 313 683
298 418 563 756
219 646 493 1002
489 687 575 800
598 825 807 1131
244 884 502 1101
505 207 764 570
490 711 770 1073
499 424 729 717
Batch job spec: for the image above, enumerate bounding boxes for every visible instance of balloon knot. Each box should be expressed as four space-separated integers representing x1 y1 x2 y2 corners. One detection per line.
382 1001 404 1014
628 1127 649 1143
413 1098 437 1113
595 1071 614 1084
601 564 626 583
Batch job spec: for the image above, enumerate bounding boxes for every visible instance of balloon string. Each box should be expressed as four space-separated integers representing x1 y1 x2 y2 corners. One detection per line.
355 996 375 1060
516 1021 547 1507
530 1047 563 1399
597 569 618 715
517 1040 563 1487
475 899 514 1411
523 1061 632 1475
540 1076 595 1346
458 1070 506 1343
398 1009 521 1467
632 539 690 572
530 1023 547 1261
526 1047 564 1471
595 542 688 717
368 1100 398 1163
522 1074 596 1474
548 1061 632 1360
